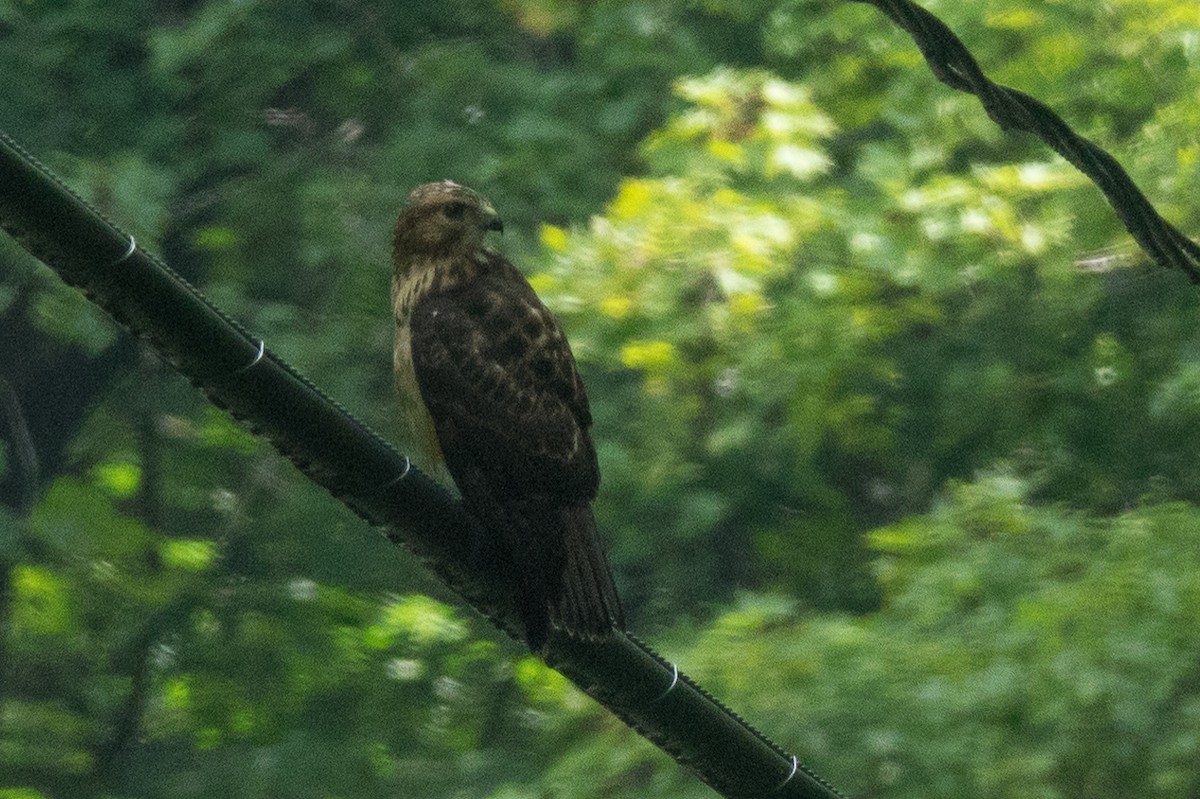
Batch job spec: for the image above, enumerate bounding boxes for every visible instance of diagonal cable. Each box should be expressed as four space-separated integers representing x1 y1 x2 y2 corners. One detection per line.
0 130 843 798
854 0 1200 282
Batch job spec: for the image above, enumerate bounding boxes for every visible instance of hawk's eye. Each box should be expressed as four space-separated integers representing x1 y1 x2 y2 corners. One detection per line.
443 201 468 220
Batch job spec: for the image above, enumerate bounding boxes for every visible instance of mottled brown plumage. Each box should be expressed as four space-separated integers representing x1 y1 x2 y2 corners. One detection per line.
391 180 623 649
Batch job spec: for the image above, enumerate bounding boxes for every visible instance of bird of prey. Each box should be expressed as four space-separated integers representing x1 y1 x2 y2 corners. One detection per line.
391 180 624 650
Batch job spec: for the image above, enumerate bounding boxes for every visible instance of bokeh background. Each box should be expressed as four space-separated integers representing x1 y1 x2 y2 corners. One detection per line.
3 1 1200 796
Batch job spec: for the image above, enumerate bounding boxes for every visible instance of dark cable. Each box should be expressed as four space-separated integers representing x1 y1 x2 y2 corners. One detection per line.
854 0 1200 282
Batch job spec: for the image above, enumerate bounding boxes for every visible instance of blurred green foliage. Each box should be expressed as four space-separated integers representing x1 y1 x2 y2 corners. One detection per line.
2 0 1200 796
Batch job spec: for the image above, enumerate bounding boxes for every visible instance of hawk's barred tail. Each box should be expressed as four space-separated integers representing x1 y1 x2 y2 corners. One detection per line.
551 505 625 643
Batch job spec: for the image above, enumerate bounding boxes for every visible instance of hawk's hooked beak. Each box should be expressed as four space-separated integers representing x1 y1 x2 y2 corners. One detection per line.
482 206 504 235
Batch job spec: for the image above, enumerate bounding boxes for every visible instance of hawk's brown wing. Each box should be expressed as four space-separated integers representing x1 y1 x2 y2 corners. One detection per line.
409 254 622 648
409 258 597 503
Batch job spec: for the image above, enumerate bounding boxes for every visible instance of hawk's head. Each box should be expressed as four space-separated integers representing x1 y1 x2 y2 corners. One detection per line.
393 180 504 267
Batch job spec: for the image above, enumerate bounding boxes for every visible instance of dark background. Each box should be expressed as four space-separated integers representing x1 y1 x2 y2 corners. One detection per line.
2 1 1200 796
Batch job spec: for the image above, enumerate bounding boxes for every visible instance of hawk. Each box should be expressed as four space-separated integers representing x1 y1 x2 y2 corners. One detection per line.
391 180 624 650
